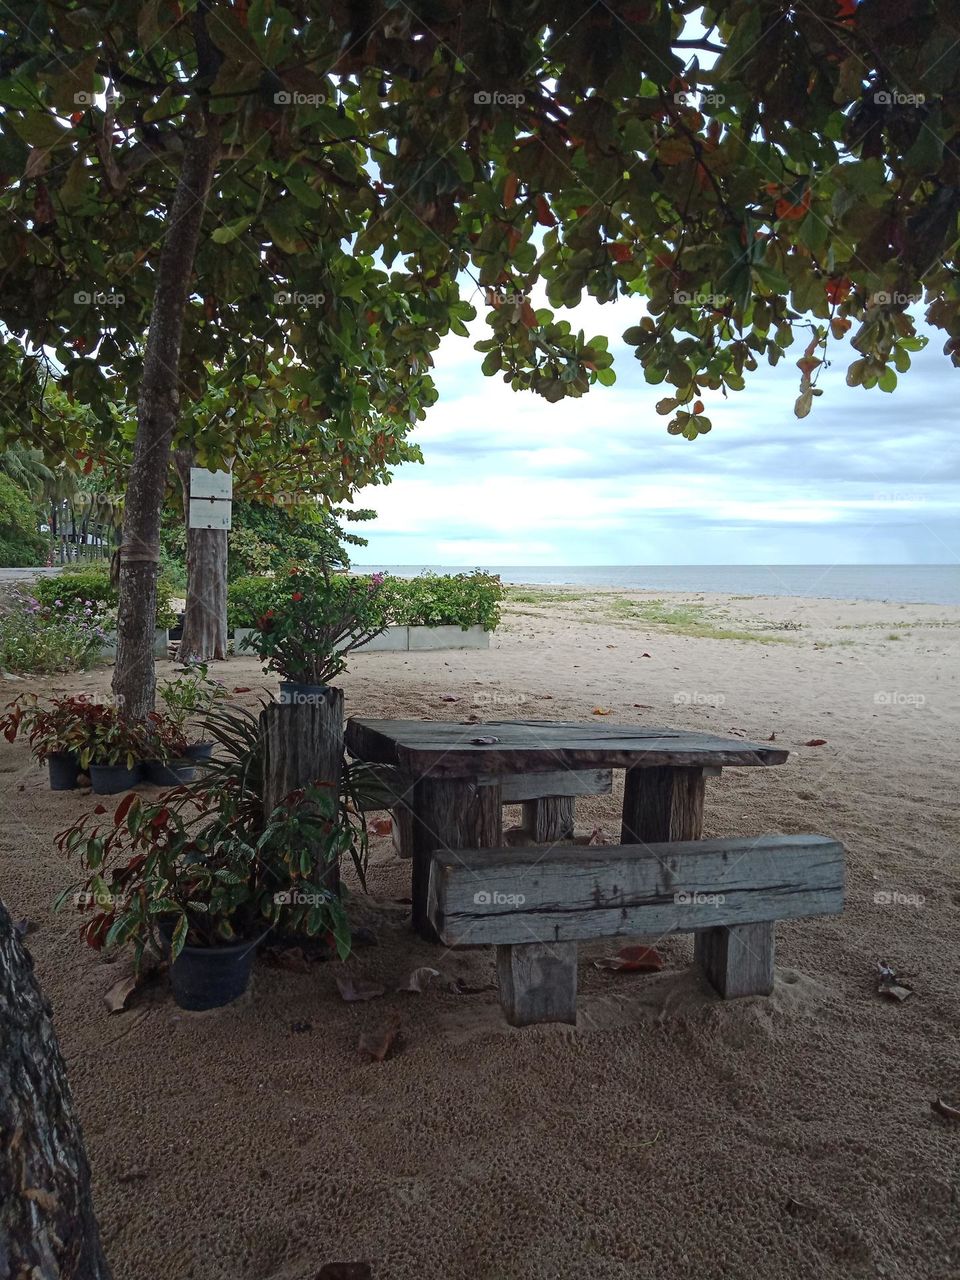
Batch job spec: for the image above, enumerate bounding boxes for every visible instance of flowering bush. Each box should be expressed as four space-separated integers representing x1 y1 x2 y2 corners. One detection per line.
0 591 106 673
252 565 390 685
32 564 178 630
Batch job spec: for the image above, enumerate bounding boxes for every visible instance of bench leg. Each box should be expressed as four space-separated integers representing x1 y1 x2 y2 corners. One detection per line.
411 778 503 940
391 804 415 859
696 922 775 998
496 941 578 1026
520 796 575 843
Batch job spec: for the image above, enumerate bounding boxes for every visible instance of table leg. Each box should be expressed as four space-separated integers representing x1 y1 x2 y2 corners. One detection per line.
410 777 503 939
520 796 575 842
620 765 706 843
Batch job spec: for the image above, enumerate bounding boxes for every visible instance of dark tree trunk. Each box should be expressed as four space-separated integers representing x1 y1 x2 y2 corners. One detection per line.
0 900 112 1278
111 124 220 720
173 451 229 662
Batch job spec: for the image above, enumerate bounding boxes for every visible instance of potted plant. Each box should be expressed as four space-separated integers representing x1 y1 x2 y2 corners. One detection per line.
56 772 358 1010
79 706 151 794
0 693 109 790
142 714 197 787
251 565 390 702
158 661 228 758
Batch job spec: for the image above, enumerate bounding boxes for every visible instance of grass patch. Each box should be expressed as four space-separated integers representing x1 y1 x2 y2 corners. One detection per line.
605 598 794 643
504 587 589 605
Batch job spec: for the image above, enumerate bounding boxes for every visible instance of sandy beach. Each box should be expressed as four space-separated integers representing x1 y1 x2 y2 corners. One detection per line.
2 585 959 1280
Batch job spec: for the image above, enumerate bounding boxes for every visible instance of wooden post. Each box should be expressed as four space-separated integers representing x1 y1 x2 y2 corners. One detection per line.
261 687 344 891
391 802 415 859
496 941 578 1026
696 922 776 998
520 795 575 842
410 777 502 938
620 765 706 844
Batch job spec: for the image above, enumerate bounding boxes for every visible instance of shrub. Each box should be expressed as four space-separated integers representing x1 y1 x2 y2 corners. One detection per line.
253 566 389 684
381 571 503 630
0 591 106 673
32 563 178 630
226 575 277 628
0 473 47 567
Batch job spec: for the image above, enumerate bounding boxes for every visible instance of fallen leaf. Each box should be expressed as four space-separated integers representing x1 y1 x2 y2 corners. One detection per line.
804 738 828 747
633 703 653 709
641 652 652 658
104 975 138 1014
606 644 617 649
316 1264 373 1280
592 707 612 716
358 1014 401 1061
232 686 252 693
594 945 664 973
397 966 440 993
336 972 385 1003
439 693 459 703
879 983 912 1002
767 732 777 741
931 1097 960 1121
447 976 495 995
369 816 392 837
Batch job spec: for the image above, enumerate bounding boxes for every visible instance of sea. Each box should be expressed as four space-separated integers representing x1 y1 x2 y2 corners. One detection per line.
354 565 960 606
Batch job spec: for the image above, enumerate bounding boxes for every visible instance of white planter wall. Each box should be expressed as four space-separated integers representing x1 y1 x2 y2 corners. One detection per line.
100 629 168 659
234 623 491 656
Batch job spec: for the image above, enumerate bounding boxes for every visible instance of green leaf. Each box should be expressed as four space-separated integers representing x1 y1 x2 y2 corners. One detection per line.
211 216 254 245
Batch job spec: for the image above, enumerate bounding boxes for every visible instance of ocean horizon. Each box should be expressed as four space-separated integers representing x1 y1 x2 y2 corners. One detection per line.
353 564 960 606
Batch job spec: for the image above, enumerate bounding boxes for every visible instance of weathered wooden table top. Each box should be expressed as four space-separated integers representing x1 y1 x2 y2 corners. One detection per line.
345 718 789 777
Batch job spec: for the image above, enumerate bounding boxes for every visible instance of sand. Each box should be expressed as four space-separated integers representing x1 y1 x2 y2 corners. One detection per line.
1 586 959 1280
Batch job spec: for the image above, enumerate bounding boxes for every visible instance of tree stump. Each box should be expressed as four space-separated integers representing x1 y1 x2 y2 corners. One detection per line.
0 900 113 1277
261 688 344 892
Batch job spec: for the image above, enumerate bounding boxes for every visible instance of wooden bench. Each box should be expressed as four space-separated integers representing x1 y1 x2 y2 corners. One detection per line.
427 834 844 1026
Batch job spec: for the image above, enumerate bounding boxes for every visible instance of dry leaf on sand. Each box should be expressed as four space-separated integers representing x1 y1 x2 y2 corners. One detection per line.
594 945 664 973
358 1013 401 1061
804 738 828 747
336 972 385 1003
592 706 612 716
104 975 138 1014
439 693 459 703
397 967 440 993
369 816 392 837
930 1097 960 1121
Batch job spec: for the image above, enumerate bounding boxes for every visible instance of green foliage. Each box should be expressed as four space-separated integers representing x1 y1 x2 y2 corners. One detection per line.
226 576 277 629
1 692 111 762
0 472 46 567
32 563 178 629
382 572 504 630
0 590 104 672
253 567 390 685
157 662 228 740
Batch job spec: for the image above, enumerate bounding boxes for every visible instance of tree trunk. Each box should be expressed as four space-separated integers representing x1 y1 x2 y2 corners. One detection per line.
173 451 229 662
111 124 220 720
0 900 113 1278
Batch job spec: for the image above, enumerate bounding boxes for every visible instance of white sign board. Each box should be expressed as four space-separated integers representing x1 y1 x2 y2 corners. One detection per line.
189 468 232 530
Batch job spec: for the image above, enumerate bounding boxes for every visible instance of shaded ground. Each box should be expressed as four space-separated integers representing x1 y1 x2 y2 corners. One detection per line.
1 588 959 1280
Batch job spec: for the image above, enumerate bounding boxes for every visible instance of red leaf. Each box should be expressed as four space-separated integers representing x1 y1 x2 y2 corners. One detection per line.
594 945 664 973
534 194 556 227
503 173 518 208
113 793 137 827
804 738 828 747
608 242 632 263
93 804 107 815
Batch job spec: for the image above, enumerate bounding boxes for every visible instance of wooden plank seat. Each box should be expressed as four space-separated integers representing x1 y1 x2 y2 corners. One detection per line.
427 834 844 1026
349 761 614 856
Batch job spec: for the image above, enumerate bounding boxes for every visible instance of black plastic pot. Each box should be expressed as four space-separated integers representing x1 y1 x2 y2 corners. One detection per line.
168 612 185 641
169 934 264 1011
89 763 144 795
47 751 81 791
144 759 197 786
279 680 331 706
183 741 214 761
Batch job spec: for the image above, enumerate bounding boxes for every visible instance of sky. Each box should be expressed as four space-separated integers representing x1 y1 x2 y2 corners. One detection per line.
352 293 960 568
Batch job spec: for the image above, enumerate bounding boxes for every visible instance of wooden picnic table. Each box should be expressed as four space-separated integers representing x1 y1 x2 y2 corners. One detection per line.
345 718 789 936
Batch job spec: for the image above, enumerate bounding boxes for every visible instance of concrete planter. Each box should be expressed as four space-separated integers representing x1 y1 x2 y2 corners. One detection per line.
407 624 490 651
354 625 409 652
100 629 168 660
